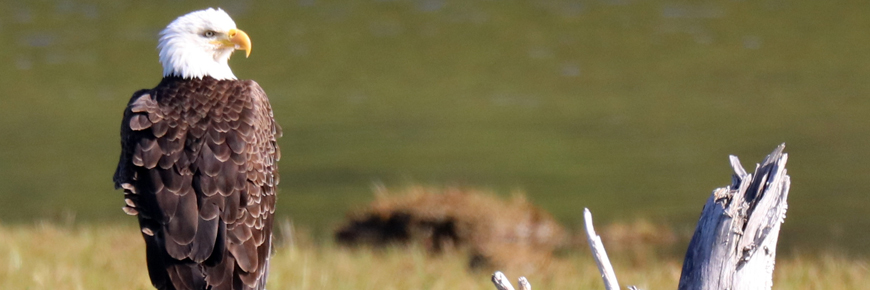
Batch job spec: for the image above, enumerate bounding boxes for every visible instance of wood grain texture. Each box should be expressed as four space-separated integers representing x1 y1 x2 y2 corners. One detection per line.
678 144 790 290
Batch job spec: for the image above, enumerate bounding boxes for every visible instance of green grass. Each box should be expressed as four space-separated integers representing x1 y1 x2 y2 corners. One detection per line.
1 223 866 290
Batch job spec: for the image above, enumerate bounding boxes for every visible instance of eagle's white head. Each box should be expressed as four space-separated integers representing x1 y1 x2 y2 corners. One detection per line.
158 8 252 80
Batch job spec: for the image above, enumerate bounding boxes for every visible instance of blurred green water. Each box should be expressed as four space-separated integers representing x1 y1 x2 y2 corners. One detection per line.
1 0 869 256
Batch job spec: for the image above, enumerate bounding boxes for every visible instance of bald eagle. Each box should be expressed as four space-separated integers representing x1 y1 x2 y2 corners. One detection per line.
113 8 280 290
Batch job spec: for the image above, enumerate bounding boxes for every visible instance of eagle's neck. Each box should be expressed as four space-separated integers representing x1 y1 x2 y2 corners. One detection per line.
155 76 229 110
160 53 237 81
158 75 227 89
158 35 237 81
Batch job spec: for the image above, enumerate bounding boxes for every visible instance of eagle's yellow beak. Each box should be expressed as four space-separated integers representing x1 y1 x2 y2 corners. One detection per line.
227 28 252 58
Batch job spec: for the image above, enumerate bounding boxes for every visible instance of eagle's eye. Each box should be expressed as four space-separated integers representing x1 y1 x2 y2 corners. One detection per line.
203 30 216 38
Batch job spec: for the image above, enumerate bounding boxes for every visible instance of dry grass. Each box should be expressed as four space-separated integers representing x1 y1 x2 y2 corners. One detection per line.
1 222 867 290
0 222 153 290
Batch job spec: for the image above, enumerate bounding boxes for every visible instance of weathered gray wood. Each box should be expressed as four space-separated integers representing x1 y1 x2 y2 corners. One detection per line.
518 277 532 290
492 271 532 290
490 145 790 290
492 209 621 290
584 208 621 290
492 271 531 290
679 144 791 290
492 271 516 290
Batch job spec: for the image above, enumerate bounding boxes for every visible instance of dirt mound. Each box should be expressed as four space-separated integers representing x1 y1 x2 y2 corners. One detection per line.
335 186 567 270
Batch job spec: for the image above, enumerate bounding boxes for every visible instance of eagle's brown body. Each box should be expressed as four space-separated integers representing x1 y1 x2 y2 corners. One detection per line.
114 76 280 290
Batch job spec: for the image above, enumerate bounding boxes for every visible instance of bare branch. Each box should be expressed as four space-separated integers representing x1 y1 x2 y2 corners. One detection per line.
584 208 620 290
491 271 515 290
518 276 531 290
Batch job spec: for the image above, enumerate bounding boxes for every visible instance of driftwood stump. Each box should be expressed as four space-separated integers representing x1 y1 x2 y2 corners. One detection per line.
492 144 791 290
679 144 790 290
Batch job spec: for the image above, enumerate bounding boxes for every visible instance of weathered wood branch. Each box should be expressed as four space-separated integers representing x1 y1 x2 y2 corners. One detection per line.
679 144 791 290
490 209 620 290
584 208 620 290
492 271 531 290
492 271 516 290
518 276 532 290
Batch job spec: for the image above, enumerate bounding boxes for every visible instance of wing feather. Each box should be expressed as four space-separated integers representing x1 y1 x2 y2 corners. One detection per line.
167 187 198 245
198 144 223 177
227 237 258 272
199 195 224 220
190 216 220 262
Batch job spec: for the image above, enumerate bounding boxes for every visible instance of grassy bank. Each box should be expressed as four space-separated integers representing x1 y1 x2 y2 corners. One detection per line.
0 223 866 289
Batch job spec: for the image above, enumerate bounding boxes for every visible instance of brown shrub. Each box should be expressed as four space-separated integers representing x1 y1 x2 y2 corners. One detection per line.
334 185 567 271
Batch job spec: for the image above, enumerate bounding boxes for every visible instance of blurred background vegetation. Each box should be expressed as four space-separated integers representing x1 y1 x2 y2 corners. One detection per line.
0 0 868 258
